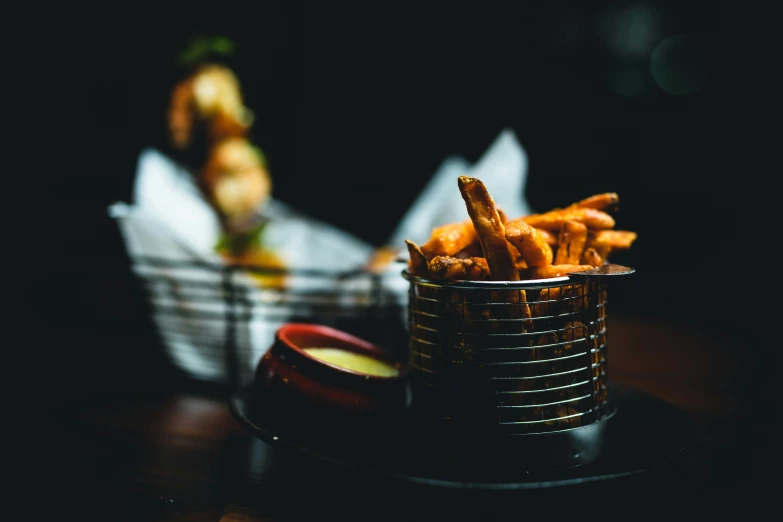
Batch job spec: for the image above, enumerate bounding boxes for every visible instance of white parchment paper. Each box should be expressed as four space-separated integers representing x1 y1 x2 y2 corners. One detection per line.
109 128 531 384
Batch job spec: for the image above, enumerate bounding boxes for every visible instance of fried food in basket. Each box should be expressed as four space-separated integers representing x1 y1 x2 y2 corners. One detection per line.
428 256 491 281
523 207 615 231
532 284 589 316
567 192 619 211
220 242 286 289
403 183 635 282
586 229 638 257
457 177 534 326
514 256 529 271
455 242 484 259
521 264 594 279
168 63 254 152
404 182 631 431
201 137 272 228
420 219 478 263
554 220 588 265
504 219 553 267
535 227 558 247
457 176 519 282
581 247 604 267
165 46 284 288
405 240 429 277
561 320 586 354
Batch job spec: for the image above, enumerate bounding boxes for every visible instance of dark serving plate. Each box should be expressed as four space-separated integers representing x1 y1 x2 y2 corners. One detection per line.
229 382 690 491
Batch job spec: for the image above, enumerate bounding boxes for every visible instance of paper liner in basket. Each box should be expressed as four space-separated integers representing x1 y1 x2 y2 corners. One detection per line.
108 128 532 384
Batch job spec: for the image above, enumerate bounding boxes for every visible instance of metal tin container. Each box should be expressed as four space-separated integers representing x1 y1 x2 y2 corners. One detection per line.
403 271 612 435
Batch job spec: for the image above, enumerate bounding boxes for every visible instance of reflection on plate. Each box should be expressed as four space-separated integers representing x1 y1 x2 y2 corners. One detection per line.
229 383 689 490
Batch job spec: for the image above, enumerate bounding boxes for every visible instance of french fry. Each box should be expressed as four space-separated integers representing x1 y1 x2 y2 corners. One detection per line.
581 247 604 267
531 287 554 317
521 264 595 279
562 320 586 353
404 239 429 277
505 218 554 268
585 229 637 262
588 230 638 250
454 241 483 259
567 192 619 211
458 177 533 327
428 256 491 281
522 207 615 231
563 283 589 314
536 227 558 247
457 176 519 281
531 283 587 316
587 242 611 262
533 331 558 369
554 220 588 265
420 219 477 262
488 289 533 330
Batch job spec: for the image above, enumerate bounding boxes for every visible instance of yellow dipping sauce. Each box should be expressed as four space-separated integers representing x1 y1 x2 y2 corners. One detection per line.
302 348 399 377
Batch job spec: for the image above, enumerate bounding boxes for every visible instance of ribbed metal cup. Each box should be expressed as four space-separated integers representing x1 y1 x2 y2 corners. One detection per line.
403 271 611 435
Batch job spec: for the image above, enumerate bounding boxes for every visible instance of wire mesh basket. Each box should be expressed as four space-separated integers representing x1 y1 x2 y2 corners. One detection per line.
130 255 410 389
403 271 613 435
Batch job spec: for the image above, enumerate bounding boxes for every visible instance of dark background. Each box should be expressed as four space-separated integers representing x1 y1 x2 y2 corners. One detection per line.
22 0 769 428
13 1 776 517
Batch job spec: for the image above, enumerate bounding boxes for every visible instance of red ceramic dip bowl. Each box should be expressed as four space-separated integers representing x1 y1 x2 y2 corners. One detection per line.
254 323 411 424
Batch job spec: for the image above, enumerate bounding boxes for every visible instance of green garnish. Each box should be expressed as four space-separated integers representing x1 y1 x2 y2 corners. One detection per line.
176 35 237 67
215 220 268 256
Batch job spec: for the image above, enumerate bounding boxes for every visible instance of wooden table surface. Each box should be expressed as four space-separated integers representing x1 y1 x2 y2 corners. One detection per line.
42 315 772 521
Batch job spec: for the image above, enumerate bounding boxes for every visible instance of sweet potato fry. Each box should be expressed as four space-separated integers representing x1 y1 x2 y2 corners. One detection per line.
562 320 587 353
457 176 519 281
404 239 428 277
420 219 477 262
586 242 611 262
486 289 533 330
522 207 615 231
585 229 637 262
458 177 533 328
505 218 554 267
531 287 556 317
588 230 638 250
532 283 589 316
454 242 483 259
567 192 619 211
521 264 595 279
519 292 533 329
536 227 558 247
554 220 588 265
581 247 604 267
428 255 491 281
